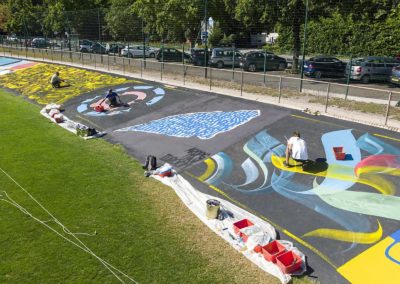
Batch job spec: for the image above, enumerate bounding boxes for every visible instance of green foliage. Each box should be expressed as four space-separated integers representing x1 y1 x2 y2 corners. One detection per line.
208 21 223 47
2 0 400 57
104 0 141 40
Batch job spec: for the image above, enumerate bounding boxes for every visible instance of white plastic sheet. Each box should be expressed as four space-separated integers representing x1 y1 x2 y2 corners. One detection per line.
153 173 307 283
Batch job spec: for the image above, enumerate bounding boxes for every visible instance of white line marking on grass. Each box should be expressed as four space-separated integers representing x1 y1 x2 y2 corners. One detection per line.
0 167 138 284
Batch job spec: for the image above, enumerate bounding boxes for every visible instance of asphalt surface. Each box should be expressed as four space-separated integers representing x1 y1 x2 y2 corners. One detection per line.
64 77 400 284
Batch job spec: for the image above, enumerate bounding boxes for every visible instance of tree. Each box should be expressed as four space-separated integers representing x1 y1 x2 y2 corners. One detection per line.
132 0 204 43
6 0 43 36
105 0 141 41
0 2 10 33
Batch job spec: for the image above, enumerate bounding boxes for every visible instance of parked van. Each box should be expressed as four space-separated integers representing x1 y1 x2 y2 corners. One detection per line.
347 56 400 83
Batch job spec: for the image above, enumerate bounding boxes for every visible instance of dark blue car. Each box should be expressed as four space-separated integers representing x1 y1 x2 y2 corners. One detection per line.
303 56 347 79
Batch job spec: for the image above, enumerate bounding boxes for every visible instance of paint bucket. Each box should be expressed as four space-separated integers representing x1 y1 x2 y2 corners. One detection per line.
206 199 220 219
95 105 105 112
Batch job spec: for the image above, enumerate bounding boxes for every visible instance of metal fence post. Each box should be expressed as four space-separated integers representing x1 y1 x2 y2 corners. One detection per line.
385 91 393 126
209 66 212 90
278 76 283 103
94 54 97 69
232 47 235 81
107 55 110 70
51 49 53 62
183 65 186 85
240 70 244 96
325 83 331 113
263 49 267 85
141 59 143 78
344 55 353 100
81 53 84 66
160 61 163 81
123 57 125 74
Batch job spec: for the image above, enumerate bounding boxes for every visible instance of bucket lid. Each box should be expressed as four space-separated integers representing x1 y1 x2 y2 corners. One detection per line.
207 199 220 206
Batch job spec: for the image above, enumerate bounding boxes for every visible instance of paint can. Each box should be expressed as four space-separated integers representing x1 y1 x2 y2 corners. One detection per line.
206 199 220 219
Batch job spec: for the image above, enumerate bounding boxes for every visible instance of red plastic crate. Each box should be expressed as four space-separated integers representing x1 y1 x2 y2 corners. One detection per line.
276 250 303 274
333 147 345 160
262 240 287 263
232 219 254 235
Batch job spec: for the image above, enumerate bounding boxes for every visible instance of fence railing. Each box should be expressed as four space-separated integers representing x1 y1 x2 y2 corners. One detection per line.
2 43 400 129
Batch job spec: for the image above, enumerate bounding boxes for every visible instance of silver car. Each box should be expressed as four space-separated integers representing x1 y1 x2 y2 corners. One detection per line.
209 47 242 68
347 56 400 83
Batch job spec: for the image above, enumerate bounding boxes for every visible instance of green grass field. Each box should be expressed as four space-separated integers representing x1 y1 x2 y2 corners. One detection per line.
0 89 296 283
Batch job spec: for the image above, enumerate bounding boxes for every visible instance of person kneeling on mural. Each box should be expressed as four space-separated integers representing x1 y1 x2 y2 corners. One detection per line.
50 71 65 88
284 131 309 168
101 89 123 107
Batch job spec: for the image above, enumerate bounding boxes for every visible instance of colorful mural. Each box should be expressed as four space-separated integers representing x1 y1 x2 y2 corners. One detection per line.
191 129 400 282
116 110 260 139
77 86 166 117
0 58 38 76
0 61 133 104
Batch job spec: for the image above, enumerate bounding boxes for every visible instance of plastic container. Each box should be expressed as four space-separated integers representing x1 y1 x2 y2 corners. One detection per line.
276 250 303 274
333 147 345 160
262 240 287 263
233 219 254 235
206 199 220 219
95 105 105 112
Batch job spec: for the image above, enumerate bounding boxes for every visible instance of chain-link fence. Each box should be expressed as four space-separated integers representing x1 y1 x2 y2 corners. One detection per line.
2 4 400 128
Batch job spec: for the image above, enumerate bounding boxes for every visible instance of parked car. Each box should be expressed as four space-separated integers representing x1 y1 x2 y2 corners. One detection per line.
390 65 400 86
90 42 107 54
31 38 50 48
190 48 211 66
107 44 125 55
347 56 400 83
240 51 287 71
155 48 190 62
121 45 157 58
79 39 93 52
303 56 347 79
6 34 18 43
209 47 242 68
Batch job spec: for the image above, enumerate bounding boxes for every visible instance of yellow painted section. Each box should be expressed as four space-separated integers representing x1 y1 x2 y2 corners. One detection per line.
338 237 400 283
198 158 216 181
0 63 132 104
356 166 400 177
303 221 382 244
271 155 395 195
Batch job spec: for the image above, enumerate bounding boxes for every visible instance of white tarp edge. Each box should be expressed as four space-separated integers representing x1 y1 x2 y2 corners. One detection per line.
153 172 307 284
40 107 106 140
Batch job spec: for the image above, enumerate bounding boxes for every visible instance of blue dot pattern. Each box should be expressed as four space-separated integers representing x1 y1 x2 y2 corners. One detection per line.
117 110 260 139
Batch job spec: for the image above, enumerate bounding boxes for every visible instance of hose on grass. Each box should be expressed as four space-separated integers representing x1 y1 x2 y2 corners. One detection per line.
0 167 138 284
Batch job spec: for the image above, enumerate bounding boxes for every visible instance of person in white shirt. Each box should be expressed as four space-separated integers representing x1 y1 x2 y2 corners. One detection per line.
284 131 308 167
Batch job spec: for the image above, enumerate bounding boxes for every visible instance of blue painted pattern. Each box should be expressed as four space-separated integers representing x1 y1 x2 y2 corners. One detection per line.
0 57 20 66
116 110 260 139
